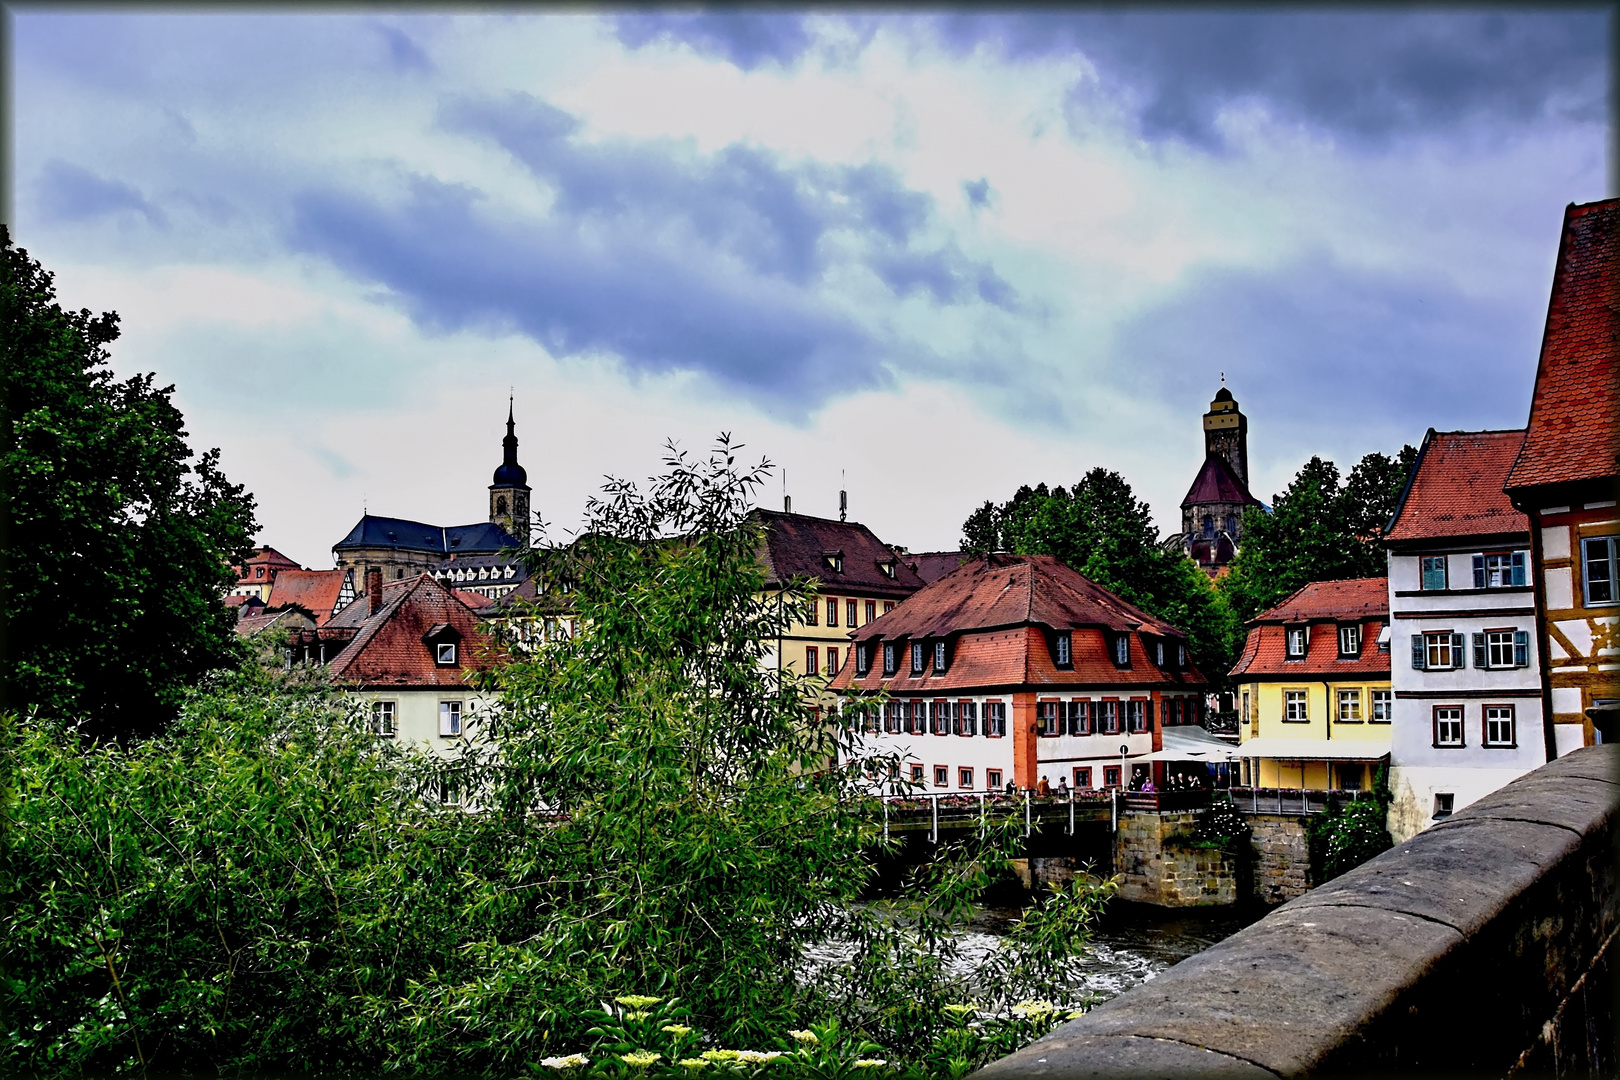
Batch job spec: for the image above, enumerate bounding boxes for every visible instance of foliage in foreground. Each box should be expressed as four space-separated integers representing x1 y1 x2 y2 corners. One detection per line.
0 227 259 738
3 440 1119 1078
1307 768 1395 883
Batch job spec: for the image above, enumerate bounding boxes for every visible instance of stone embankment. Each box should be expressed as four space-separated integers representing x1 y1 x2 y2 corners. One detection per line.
978 745 1617 1077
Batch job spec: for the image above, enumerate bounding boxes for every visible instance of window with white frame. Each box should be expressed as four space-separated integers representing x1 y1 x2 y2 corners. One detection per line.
1370 689 1392 722
984 702 1006 737
1474 551 1527 589
1100 700 1120 734
956 702 977 736
826 598 839 626
1286 626 1308 659
958 767 974 789
805 599 817 626
1068 700 1091 736
1338 624 1362 657
1484 705 1515 747
1113 634 1130 666
1055 631 1072 667
933 640 947 673
847 599 859 628
911 642 925 674
885 701 901 733
804 646 819 676
1074 767 1092 789
371 700 396 737
857 644 872 676
1478 629 1529 669
1155 640 1165 667
986 768 1003 790
1583 536 1617 606
909 700 926 735
1420 631 1463 670
1038 701 1060 736
1337 689 1362 721
910 764 924 784
1127 699 1147 733
439 700 463 737
436 642 457 665
884 601 896 614
1284 690 1309 721
1103 765 1121 788
827 648 839 675
1421 556 1448 591
437 774 463 806
865 600 876 624
933 765 948 787
1178 643 1188 667
932 701 951 736
880 643 895 675
1434 706 1464 747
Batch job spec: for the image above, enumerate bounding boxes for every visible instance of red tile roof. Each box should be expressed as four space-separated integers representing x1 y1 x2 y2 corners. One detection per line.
1506 198 1620 493
264 568 347 625
850 553 1184 641
326 574 501 687
1385 429 1528 542
752 509 924 598
234 546 302 584
828 554 1206 693
1181 454 1262 508
1249 577 1389 625
908 551 968 584
1228 619 1392 679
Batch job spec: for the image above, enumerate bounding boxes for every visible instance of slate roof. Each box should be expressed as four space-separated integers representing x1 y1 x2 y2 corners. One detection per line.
847 553 1186 642
1247 577 1389 625
1506 198 1620 494
1181 454 1262 509
264 568 347 625
751 509 924 598
1385 429 1528 543
333 515 519 555
326 574 501 686
909 551 969 584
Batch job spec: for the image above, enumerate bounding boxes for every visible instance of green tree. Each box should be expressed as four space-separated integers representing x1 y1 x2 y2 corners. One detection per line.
1218 446 1417 622
0 227 258 737
961 469 1241 688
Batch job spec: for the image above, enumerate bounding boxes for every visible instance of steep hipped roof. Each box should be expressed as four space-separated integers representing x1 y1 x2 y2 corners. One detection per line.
849 553 1184 642
1506 198 1620 494
235 546 301 581
1385 429 1528 543
326 574 500 686
264 568 346 625
1228 618 1391 679
333 515 519 556
909 551 968 584
1181 454 1263 509
751 509 924 598
1250 577 1389 625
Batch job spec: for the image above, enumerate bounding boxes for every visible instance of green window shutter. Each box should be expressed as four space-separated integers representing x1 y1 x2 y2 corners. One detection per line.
1514 630 1530 667
1473 555 1485 589
1472 633 1486 669
1411 635 1425 670
1451 633 1466 669
1511 551 1526 586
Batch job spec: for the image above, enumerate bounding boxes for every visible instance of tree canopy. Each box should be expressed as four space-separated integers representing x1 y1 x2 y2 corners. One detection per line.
961 468 1241 688
1 227 258 737
1217 446 1417 622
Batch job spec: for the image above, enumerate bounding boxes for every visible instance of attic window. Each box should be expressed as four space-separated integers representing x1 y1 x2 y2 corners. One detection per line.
437 642 457 665
1054 631 1072 667
933 640 947 673
878 560 895 579
1112 634 1130 667
824 550 844 573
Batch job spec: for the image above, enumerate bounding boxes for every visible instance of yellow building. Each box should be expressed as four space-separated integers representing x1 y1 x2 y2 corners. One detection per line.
1230 578 1393 791
752 508 926 683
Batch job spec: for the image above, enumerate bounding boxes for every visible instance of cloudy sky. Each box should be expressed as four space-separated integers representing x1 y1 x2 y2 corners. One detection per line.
10 8 1612 568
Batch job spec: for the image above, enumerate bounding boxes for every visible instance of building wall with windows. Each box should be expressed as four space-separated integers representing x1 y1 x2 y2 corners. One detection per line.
1385 428 1546 842
832 554 1207 792
1230 578 1392 792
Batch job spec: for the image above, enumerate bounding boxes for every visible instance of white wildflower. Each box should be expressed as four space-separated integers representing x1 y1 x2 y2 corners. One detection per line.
541 1054 590 1070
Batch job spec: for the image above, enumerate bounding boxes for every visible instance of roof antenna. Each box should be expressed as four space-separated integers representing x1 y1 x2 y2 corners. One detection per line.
839 470 847 522
783 469 790 514
1220 371 1226 386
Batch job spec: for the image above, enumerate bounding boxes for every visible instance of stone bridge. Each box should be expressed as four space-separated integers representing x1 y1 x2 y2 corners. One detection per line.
976 744 1617 1077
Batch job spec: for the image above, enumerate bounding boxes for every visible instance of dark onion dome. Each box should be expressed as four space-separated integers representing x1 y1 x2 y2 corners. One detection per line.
493 460 527 486
1213 386 1234 402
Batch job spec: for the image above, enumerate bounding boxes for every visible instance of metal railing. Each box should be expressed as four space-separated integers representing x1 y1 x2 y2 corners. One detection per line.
1229 786 1380 815
875 789 1116 841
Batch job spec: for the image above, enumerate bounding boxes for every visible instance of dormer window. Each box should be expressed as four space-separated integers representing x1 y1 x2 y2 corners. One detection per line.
1338 624 1362 658
883 643 897 676
856 644 871 676
824 550 844 574
933 640 947 673
911 642 925 674
878 559 896 579
1177 643 1187 667
1112 634 1130 667
437 642 457 665
1054 631 1072 667
1154 640 1165 667
1286 626 1309 659
425 622 462 666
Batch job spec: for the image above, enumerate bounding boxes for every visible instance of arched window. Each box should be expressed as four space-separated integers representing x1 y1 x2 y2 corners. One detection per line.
1224 514 1237 536
1202 515 1214 538
495 496 508 516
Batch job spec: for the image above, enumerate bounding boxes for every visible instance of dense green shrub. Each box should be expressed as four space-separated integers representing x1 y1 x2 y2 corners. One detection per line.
1307 770 1394 883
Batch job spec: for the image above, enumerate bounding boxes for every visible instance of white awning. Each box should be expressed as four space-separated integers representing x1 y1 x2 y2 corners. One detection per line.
1145 726 1244 762
1236 738 1391 761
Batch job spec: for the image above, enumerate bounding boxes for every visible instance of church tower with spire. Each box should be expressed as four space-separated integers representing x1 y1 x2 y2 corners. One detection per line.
489 399 532 546
1177 381 1262 576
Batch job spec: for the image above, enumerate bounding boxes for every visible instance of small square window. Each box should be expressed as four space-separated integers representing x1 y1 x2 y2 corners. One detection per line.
986 768 1003 790
958 767 974 789
436 642 457 665
909 764 924 784
933 765 948 787
884 601 895 614
1433 792 1455 819
1434 706 1463 747
1074 767 1092 789
1103 765 1121 788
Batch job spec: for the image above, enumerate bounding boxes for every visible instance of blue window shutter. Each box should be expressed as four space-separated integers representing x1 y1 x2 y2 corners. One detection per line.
1515 630 1529 667
1472 633 1486 669
1472 555 1485 589
1411 635 1425 670
1512 551 1526 586
1451 633 1466 669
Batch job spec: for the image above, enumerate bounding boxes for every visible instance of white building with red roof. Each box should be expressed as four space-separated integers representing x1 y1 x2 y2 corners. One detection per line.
830 553 1208 793
1384 427 1545 840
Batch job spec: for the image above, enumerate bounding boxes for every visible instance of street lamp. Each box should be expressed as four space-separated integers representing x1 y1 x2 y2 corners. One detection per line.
1119 743 1129 789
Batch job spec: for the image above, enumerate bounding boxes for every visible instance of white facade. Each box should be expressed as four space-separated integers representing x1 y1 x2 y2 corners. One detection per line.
1386 545 1545 842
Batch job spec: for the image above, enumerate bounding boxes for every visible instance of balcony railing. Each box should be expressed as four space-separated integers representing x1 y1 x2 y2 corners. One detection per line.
1229 786 1379 815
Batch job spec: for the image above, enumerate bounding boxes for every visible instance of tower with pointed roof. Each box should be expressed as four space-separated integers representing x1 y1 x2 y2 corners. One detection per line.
1177 385 1263 576
489 399 531 546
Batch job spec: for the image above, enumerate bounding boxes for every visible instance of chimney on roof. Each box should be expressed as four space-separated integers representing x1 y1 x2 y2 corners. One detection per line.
366 566 382 615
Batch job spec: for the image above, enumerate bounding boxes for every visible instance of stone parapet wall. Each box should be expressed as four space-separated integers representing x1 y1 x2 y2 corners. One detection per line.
976 745 1618 1078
